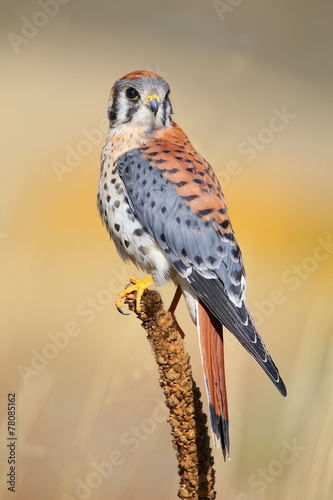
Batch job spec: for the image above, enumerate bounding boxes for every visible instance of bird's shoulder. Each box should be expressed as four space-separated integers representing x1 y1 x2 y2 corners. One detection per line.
116 122 246 305
135 122 233 239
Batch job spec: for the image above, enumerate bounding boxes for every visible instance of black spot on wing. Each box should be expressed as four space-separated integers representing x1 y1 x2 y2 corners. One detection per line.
182 194 199 202
116 148 245 298
174 181 188 188
197 208 214 217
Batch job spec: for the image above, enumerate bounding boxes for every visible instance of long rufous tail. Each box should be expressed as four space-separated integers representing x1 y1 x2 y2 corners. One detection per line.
197 299 230 460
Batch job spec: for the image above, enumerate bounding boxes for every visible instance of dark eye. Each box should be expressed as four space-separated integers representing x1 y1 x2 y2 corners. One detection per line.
126 87 139 100
165 89 170 99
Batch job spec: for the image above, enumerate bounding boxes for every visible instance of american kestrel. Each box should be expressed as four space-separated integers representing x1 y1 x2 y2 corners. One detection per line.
97 71 287 460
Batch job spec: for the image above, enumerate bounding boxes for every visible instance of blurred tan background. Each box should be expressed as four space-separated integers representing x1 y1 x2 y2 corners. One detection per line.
1 1 332 499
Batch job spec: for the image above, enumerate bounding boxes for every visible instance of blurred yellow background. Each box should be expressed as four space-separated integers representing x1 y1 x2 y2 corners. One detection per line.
1 1 332 499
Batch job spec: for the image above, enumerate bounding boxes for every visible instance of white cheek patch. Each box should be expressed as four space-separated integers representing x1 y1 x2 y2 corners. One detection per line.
131 107 155 126
115 92 154 130
116 93 132 124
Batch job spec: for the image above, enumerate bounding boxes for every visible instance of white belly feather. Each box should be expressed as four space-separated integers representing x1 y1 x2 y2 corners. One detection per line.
98 132 172 287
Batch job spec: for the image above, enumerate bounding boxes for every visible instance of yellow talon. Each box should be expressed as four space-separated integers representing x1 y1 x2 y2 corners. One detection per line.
115 275 154 313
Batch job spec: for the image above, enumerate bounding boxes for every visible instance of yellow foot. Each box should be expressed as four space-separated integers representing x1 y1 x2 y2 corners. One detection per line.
115 275 154 314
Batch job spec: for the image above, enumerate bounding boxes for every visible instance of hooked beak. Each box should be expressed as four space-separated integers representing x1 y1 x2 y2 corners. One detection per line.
146 94 160 116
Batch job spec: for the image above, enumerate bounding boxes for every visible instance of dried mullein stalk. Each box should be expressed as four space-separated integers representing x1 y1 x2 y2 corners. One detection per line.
125 287 216 499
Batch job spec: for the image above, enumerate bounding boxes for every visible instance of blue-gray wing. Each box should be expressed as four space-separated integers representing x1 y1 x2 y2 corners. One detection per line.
117 146 287 397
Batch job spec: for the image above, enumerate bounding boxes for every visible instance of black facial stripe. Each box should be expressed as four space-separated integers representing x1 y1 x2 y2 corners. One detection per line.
161 98 172 127
161 98 168 127
167 100 173 121
108 88 121 126
108 102 118 125
125 104 138 122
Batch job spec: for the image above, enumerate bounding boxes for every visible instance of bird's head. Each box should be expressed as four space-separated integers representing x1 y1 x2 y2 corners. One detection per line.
107 71 173 132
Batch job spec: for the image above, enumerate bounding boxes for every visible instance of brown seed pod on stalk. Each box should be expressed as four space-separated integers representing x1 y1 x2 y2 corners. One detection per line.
125 286 216 500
